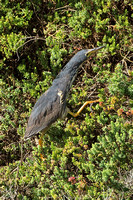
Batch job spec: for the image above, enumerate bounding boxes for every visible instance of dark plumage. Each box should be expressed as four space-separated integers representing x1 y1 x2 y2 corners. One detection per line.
24 47 104 139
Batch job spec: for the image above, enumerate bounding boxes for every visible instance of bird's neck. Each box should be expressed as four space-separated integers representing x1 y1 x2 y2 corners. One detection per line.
56 61 80 79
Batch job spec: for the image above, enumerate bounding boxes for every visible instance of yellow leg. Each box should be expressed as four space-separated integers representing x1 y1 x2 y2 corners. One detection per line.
38 137 43 147
38 127 49 160
38 137 44 160
68 99 99 117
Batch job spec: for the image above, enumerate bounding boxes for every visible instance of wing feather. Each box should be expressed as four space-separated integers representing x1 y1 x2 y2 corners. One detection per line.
24 75 70 139
25 87 63 138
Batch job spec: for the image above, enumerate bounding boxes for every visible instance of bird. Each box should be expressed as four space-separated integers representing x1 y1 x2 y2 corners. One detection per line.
24 46 104 144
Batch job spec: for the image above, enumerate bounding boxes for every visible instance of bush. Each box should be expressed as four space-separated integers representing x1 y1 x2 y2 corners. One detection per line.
0 0 132 199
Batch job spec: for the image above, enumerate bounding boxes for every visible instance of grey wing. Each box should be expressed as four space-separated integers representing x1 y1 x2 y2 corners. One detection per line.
24 87 65 139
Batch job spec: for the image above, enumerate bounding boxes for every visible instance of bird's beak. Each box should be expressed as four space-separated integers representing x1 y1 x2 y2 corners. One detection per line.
86 46 105 57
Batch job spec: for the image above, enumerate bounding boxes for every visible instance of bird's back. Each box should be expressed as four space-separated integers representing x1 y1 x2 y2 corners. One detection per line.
24 76 70 139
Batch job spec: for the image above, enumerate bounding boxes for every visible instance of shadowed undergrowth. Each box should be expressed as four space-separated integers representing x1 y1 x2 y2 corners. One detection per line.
0 0 132 199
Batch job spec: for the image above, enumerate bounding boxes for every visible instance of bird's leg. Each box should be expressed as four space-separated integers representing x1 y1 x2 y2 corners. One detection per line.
38 136 43 147
68 99 99 117
38 127 49 160
38 135 44 160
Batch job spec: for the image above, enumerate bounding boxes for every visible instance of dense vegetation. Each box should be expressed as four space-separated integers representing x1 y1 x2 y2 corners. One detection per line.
0 0 132 199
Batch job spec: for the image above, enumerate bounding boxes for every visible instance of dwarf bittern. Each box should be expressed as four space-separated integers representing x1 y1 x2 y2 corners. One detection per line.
24 46 104 143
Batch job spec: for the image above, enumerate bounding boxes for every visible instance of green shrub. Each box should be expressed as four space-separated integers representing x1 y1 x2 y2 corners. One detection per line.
0 0 132 199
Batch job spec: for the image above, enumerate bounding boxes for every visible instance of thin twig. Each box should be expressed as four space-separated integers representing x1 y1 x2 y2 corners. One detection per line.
120 48 133 63
20 139 23 165
55 5 76 12
87 88 97 99
15 36 45 61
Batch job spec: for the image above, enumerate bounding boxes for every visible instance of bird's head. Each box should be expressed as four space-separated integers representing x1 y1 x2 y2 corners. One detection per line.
66 46 105 69
71 46 105 64
85 46 105 57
